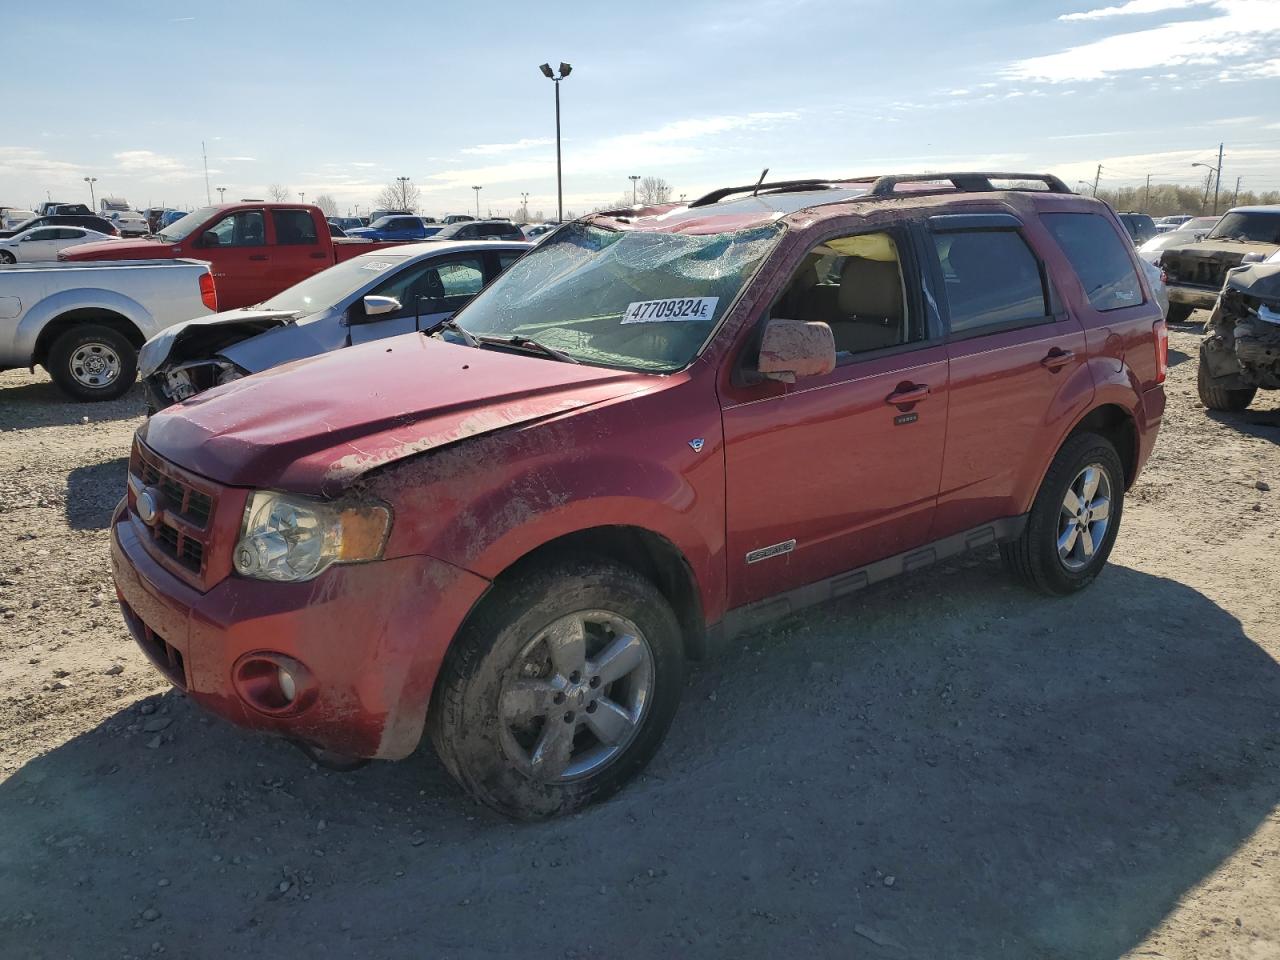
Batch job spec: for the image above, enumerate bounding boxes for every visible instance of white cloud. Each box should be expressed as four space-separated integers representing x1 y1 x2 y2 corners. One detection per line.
461 137 554 156
1006 0 1280 82
113 150 195 180
216 155 258 162
1058 0 1205 21
1207 115 1261 124
0 147 83 178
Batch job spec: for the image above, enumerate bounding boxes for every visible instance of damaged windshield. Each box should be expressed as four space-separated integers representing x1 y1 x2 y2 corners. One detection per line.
452 221 784 371
1206 211 1280 244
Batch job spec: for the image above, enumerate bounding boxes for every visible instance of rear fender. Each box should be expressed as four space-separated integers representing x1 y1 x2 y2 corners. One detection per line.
16 287 151 362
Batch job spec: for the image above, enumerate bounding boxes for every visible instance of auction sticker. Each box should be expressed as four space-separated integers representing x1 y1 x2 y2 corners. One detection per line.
621 297 718 324
361 260 396 272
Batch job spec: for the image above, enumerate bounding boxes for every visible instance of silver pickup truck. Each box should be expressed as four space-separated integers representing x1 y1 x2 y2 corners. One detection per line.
0 258 215 401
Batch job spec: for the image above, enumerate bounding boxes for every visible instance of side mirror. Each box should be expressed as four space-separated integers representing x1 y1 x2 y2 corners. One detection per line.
360 295 401 318
200 231 220 247
756 317 836 383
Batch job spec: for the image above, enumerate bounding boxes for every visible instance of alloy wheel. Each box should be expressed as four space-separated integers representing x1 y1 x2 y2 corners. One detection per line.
1057 463 1112 571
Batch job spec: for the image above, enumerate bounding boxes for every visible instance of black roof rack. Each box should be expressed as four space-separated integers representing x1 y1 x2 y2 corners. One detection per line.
687 179 842 208
866 172 1072 197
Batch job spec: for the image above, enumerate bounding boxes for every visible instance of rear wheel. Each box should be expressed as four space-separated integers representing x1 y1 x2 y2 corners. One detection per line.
46 324 137 402
1197 349 1256 411
429 560 684 819
1165 302 1194 324
1001 432 1124 596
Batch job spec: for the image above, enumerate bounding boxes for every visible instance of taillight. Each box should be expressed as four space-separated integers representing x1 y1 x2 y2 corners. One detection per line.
199 272 218 312
1153 319 1168 384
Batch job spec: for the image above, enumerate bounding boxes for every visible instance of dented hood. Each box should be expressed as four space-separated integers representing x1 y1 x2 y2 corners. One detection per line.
140 333 650 495
139 308 303 376
1224 262 1280 304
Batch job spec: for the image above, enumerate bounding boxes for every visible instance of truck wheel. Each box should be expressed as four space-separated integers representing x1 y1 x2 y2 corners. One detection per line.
1000 432 1124 596
1165 303 1194 324
47 325 137 402
430 560 684 819
1197 351 1256 411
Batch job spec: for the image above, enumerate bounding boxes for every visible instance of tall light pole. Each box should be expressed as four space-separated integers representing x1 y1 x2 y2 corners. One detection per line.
217 186 226 203
83 176 98 209
1191 143 1224 214
396 176 411 210
520 191 530 222
299 191 305 204
539 62 572 223
472 185 482 219
629 175 641 205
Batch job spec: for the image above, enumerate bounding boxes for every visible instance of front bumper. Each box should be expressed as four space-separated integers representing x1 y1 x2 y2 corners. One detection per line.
110 500 490 759
1166 282 1219 310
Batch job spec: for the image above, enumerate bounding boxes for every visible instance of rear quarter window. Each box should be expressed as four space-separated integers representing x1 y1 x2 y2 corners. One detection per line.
932 230 1052 335
1042 212 1144 312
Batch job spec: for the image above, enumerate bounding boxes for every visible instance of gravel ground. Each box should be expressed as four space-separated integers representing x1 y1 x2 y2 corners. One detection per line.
0 322 1277 960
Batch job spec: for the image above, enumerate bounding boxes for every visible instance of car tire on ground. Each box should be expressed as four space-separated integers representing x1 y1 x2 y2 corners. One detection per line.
429 559 684 819
0 251 15 264
47 324 137 402
1197 348 1256 412
1000 431 1124 596
1165 302 1194 324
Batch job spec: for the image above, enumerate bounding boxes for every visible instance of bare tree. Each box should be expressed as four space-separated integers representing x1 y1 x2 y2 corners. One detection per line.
267 183 291 202
639 176 673 205
375 179 421 213
312 194 339 217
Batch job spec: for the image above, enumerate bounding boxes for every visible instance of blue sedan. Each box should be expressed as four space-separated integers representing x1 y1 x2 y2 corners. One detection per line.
346 215 442 242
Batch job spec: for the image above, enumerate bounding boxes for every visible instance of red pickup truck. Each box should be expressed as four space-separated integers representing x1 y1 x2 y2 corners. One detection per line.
61 203 398 309
111 172 1166 818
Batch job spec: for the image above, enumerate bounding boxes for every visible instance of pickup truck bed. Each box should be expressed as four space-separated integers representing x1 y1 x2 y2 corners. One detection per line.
0 258 216 400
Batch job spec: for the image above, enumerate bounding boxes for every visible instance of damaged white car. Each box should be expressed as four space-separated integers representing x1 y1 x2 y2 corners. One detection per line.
139 240 530 411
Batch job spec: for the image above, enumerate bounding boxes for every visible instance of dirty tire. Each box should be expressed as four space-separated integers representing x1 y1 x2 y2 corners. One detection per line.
1165 302 1194 324
47 324 137 402
429 560 684 820
1197 349 1256 412
1000 431 1124 596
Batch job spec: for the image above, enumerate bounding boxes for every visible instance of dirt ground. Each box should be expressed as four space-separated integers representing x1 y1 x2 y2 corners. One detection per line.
1 321 1277 960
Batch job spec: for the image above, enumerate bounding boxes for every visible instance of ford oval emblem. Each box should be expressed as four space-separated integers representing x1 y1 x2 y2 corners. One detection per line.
136 488 160 525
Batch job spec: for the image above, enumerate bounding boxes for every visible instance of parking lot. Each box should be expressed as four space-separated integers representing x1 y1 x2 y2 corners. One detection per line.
0 319 1275 958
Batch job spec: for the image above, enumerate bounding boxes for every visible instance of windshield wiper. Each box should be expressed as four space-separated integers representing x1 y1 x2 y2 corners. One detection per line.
475 333 581 364
423 315 480 347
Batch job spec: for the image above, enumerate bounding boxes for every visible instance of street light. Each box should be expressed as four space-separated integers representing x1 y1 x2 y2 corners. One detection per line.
629 175 641 205
84 176 98 208
1192 149 1224 214
217 186 226 203
472 185 482 219
538 61 572 222
396 176 411 210
520 191 530 222
299 192 306 204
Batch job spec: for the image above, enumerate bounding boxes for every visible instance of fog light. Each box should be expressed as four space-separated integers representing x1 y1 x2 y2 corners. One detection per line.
232 653 315 716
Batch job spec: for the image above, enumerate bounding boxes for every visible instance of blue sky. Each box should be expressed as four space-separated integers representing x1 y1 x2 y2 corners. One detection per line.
3 0 1278 217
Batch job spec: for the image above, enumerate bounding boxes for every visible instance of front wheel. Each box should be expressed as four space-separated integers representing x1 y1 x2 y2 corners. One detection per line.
429 560 684 819
0 250 15 264
1001 432 1124 596
1197 350 1256 411
46 324 137 402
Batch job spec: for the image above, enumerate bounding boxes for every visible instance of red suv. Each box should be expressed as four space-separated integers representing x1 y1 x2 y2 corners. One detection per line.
111 172 1167 818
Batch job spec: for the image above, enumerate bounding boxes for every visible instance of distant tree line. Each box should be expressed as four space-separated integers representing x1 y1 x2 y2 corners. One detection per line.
1092 182 1280 217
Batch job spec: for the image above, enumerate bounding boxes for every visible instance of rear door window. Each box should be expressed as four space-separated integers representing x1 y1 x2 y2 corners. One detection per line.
931 230 1052 335
1042 212 1145 312
206 210 265 247
271 209 318 245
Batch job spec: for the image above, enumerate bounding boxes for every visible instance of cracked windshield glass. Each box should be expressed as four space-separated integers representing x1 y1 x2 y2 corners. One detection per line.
454 221 784 371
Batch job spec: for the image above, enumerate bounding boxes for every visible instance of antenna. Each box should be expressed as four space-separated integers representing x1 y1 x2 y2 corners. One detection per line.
751 168 770 197
201 141 212 205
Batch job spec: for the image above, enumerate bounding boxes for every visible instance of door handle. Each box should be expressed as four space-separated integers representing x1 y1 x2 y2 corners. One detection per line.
886 382 930 406
248 254 268 261
1040 348 1075 371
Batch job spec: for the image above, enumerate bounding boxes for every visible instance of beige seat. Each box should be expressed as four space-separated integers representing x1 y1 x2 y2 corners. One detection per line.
829 257 904 353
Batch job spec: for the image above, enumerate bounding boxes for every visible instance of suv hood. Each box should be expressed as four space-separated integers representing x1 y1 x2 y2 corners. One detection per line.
140 333 652 495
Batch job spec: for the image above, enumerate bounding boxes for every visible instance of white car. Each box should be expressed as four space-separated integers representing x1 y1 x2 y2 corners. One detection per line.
1 208 37 230
0 225 120 263
107 210 151 237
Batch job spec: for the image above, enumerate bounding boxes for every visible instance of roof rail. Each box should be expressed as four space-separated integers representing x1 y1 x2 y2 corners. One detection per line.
867 172 1072 197
687 179 842 208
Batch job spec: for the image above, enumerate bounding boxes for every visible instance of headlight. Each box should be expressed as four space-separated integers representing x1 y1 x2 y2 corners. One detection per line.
232 491 391 582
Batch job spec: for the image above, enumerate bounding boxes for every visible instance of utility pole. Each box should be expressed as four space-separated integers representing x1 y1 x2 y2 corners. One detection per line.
395 176 410 210
1212 141 1224 214
1092 164 1101 198
629 175 641 204
1143 174 1150 210
201 140 212 205
472 185 481 219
